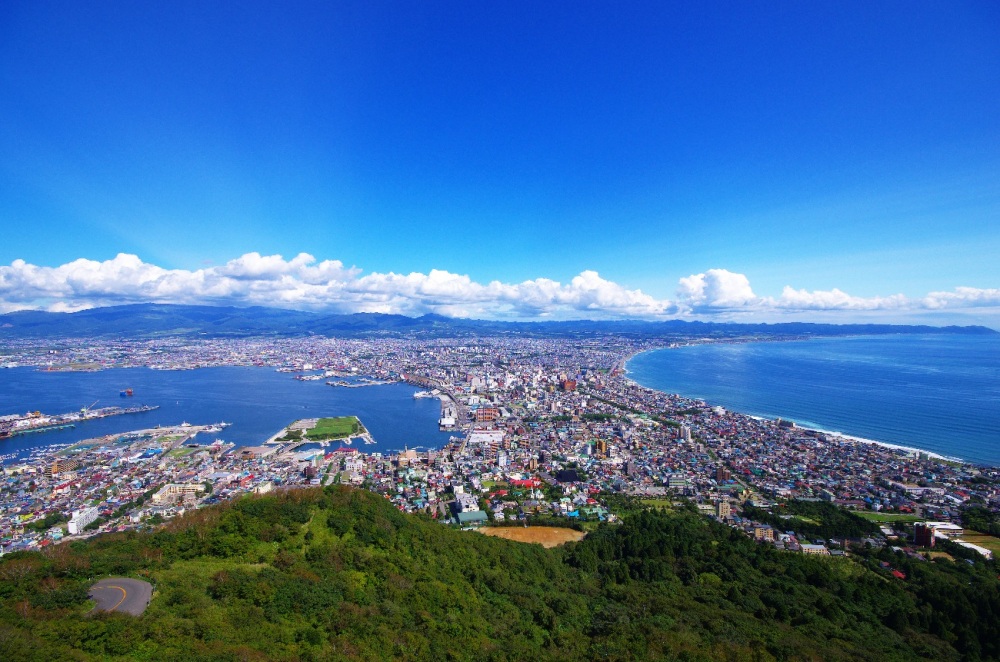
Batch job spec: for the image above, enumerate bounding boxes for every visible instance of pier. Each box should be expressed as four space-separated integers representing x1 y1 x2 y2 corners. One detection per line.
0 404 160 441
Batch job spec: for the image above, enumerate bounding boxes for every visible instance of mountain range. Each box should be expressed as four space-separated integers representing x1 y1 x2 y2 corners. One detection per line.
0 303 996 339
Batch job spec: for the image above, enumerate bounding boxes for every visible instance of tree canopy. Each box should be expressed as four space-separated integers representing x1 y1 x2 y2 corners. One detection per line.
1 486 998 660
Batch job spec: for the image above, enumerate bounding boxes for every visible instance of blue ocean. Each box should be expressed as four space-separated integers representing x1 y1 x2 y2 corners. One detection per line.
0 367 452 464
627 334 1000 466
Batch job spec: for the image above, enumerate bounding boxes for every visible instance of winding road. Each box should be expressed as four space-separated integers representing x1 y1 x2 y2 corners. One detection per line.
88 577 153 616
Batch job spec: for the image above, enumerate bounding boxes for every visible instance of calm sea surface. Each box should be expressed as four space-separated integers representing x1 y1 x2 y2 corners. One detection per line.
0 367 452 464
627 334 1000 466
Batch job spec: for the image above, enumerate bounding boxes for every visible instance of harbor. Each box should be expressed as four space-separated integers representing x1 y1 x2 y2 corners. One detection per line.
0 404 160 441
0 366 451 464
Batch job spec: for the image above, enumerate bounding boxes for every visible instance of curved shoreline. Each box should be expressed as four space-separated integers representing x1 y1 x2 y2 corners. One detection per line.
622 343 977 467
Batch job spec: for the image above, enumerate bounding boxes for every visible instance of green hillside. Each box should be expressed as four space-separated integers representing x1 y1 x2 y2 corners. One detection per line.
1 487 998 660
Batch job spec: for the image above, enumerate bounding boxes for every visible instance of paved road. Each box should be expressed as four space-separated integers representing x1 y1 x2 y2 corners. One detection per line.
89 577 153 616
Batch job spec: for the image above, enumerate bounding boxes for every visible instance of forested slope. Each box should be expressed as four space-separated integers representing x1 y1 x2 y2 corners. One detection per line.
1 487 998 660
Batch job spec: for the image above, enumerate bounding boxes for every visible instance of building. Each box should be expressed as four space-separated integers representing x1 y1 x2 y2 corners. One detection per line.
801 544 830 555
45 457 80 478
454 492 480 513
716 500 731 519
753 525 775 542
456 510 489 528
475 407 500 423
668 474 690 493
914 523 936 548
67 506 99 535
922 521 963 537
955 541 993 560
152 483 206 504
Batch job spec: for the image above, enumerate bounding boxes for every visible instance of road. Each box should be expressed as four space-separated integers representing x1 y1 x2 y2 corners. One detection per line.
88 577 153 616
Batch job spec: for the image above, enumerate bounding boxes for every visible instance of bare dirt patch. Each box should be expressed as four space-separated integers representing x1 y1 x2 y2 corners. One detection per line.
479 526 585 548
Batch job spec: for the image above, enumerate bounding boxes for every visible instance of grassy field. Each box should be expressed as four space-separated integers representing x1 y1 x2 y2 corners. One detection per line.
960 531 1000 556
639 498 674 511
305 416 360 440
854 512 922 523
166 447 197 458
927 551 955 561
786 515 820 525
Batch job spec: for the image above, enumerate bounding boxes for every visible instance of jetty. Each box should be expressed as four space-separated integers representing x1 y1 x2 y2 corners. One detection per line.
0 404 160 441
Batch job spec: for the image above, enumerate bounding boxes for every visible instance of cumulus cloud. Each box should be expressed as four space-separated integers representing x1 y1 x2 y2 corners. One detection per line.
0 254 995 323
0 253 674 319
218 252 358 283
770 285 1000 314
774 287 909 311
922 287 1000 310
676 269 758 310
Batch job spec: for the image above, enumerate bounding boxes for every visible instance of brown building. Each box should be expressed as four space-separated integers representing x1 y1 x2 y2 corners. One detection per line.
914 523 936 548
753 525 775 542
475 407 500 423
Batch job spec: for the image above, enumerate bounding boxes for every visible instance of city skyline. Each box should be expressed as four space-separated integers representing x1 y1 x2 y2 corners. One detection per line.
2 3 998 325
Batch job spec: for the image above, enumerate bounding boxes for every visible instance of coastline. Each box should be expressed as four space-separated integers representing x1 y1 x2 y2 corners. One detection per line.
0 366 451 464
752 417 964 464
622 341 977 468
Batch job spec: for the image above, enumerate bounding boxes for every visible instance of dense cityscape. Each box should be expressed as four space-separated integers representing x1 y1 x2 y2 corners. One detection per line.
4 335 998 562
2 2 997 657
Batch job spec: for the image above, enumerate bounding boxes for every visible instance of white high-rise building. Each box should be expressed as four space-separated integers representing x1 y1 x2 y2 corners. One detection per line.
67 506 99 535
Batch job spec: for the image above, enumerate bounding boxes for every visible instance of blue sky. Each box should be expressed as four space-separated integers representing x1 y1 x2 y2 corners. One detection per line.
1 2 998 324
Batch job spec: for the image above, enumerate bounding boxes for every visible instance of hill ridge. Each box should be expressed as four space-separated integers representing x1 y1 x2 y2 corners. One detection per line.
2 303 996 338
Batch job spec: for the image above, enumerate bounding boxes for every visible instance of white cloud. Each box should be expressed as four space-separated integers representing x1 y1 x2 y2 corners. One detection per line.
218 252 358 283
0 253 674 319
922 287 1000 310
676 269 758 310
774 286 909 311
0 254 995 324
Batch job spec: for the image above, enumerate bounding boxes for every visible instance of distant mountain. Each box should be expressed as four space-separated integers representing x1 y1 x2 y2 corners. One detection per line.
0 303 996 339
0 304 317 338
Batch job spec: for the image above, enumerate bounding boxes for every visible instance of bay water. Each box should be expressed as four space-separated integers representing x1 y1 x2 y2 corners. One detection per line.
626 334 1000 466
0 367 452 463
